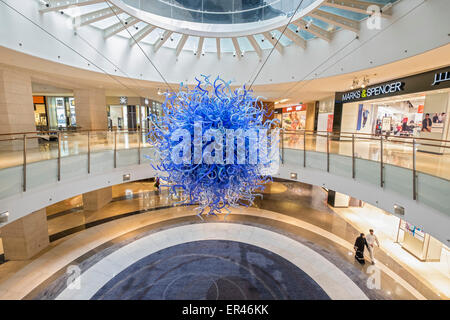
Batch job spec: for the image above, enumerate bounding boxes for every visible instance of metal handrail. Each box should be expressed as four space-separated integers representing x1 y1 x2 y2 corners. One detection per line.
1 128 449 203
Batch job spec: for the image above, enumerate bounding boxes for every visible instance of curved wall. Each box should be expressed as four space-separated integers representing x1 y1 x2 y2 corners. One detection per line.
0 147 449 245
0 0 449 86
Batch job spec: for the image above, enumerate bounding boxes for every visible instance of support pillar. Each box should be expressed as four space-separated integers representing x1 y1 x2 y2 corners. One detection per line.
0 67 37 150
1 208 49 260
73 88 108 130
82 186 112 211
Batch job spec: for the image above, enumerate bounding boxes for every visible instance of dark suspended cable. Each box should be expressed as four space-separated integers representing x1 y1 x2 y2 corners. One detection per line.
0 0 147 99
281 37 358 97
75 31 151 97
104 0 174 92
248 0 306 90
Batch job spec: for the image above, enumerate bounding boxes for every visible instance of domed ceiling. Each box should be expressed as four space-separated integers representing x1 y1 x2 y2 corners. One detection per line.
38 0 397 58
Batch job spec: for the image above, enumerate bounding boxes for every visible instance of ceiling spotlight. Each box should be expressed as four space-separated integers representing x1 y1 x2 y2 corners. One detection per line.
295 28 299 33
201 51 205 56
305 20 312 29
261 38 264 42
361 77 369 88
271 34 275 40
241 51 244 57
233 52 236 57
170 37 174 41
135 26 139 30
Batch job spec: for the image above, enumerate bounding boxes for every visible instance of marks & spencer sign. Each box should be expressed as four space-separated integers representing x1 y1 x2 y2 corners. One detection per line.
342 81 404 102
336 66 450 103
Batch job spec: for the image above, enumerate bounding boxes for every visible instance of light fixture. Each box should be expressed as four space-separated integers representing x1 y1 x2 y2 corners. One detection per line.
305 20 312 29
351 78 359 90
0 211 9 224
361 76 370 88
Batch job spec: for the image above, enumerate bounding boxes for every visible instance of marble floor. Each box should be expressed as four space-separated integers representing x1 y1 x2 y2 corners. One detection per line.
1 132 450 180
0 180 447 300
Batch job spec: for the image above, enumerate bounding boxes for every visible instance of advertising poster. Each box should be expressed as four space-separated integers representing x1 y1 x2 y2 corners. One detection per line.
356 104 371 131
69 98 76 126
327 114 334 132
281 105 306 131
56 97 66 127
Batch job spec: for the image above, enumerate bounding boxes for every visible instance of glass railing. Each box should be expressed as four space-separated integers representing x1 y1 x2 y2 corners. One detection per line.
0 128 449 200
280 130 450 197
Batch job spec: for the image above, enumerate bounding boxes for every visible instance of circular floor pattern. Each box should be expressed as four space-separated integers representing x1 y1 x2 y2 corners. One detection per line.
91 240 330 300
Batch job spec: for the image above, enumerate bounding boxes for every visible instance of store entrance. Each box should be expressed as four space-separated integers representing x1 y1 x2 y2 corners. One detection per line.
370 92 426 137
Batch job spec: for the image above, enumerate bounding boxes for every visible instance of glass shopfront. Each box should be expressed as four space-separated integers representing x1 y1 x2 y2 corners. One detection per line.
33 96 77 131
33 96 48 131
107 99 163 131
335 66 450 147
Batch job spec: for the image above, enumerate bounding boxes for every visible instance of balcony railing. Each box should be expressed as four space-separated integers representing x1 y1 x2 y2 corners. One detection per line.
0 128 449 203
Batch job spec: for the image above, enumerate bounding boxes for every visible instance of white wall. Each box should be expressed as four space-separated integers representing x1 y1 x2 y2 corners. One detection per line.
0 0 449 86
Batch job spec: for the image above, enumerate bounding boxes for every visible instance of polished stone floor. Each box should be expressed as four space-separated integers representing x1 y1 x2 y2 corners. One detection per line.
91 240 330 300
0 180 447 300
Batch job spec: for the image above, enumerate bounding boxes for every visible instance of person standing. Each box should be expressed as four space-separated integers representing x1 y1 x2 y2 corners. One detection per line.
422 113 432 132
354 233 369 265
366 229 380 264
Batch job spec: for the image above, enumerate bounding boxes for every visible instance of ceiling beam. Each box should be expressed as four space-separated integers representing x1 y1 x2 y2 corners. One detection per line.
216 38 221 60
263 32 283 54
196 37 205 56
292 19 332 42
104 16 139 39
75 6 122 27
40 0 104 13
176 35 188 57
325 0 391 16
130 24 156 46
231 38 242 58
279 27 306 49
153 30 173 53
309 10 359 34
246 36 262 59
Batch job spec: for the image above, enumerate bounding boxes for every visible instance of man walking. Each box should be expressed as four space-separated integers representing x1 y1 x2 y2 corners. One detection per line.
366 229 380 264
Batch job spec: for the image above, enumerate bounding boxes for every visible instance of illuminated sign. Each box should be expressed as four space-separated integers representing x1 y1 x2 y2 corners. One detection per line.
120 96 128 105
342 82 404 102
432 71 450 86
282 104 306 113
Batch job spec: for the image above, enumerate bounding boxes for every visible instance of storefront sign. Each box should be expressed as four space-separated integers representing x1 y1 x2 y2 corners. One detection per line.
336 66 450 104
431 71 450 86
342 82 404 102
282 104 306 113
120 96 128 105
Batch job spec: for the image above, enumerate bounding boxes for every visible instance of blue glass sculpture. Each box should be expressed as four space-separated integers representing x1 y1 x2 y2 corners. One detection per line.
147 75 279 217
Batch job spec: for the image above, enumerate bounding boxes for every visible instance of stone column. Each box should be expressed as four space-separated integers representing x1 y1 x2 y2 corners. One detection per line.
0 67 37 150
73 88 108 130
1 208 49 260
82 186 112 211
